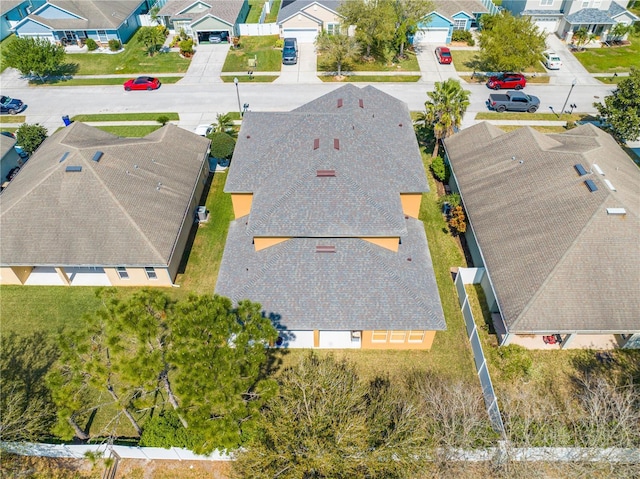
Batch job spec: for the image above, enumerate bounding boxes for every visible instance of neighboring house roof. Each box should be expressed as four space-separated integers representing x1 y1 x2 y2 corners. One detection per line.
18 0 144 30
565 8 616 25
158 0 245 25
1 136 17 159
609 1 639 21
225 84 428 237
1 1 26 15
0 122 210 267
430 0 489 21
521 9 563 16
277 0 342 24
444 123 640 334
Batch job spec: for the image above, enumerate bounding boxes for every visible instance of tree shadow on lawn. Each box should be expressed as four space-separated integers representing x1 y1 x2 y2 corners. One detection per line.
29 62 79 84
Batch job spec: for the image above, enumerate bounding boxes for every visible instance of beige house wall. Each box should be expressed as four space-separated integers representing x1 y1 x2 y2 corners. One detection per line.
301 4 342 25
104 267 173 287
254 237 291 251
0 266 33 285
360 237 399 252
231 193 253 218
361 330 436 350
281 15 321 29
400 193 422 219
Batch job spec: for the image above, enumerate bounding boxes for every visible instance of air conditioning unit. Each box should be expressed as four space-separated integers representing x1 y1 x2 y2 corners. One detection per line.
196 206 209 223
351 331 361 341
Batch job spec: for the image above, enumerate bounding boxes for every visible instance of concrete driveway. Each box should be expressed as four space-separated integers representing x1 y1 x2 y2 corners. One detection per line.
178 43 230 84
415 44 461 82
274 43 321 84
544 35 601 86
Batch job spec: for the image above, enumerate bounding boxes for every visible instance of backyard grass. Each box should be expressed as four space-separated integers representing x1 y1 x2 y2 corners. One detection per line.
573 35 640 73
451 50 546 73
71 112 179 122
222 35 282 72
0 34 16 72
221 75 277 82
94 125 162 136
318 51 420 72
319 75 421 82
0 115 26 124
29 76 183 86
246 0 281 23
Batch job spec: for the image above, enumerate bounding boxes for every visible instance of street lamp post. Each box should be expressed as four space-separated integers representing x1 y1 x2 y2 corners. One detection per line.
561 78 577 116
233 77 242 117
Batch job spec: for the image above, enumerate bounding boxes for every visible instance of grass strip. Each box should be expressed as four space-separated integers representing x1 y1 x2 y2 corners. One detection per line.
29 77 183 86
0 116 26 124
221 75 277 83
460 75 550 84
320 75 421 82
475 112 593 121
71 113 179 122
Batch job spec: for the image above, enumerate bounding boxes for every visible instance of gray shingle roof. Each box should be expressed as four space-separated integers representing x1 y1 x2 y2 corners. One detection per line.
521 9 562 16
1 1 25 15
215 217 446 331
226 84 428 237
609 0 639 20
565 8 615 24
431 0 489 21
277 0 342 23
444 123 640 334
26 0 144 30
158 0 245 24
1 135 17 159
0 123 210 267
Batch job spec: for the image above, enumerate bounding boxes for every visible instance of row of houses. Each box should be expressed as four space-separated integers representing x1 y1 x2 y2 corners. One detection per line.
3 0 637 46
1 85 638 351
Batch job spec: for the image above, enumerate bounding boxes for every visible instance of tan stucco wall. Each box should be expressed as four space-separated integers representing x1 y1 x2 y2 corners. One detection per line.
301 4 341 24
55 267 71 285
281 15 321 29
0 266 33 285
254 237 291 251
361 237 399 252
361 330 436 350
400 193 422 218
104 267 173 287
314 330 320 348
231 193 253 218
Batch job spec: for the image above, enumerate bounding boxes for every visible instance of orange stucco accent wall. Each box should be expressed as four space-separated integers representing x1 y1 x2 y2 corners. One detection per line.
0 266 33 285
361 330 436 350
104 267 173 287
254 237 291 251
313 330 320 348
231 193 253 218
360 237 399 252
400 193 422 218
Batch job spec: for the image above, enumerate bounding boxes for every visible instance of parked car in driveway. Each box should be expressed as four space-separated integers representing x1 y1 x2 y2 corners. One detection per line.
486 73 526 90
434 46 452 64
282 37 298 65
542 51 562 70
0 95 25 115
208 32 228 43
487 90 540 113
195 124 213 136
123 77 161 91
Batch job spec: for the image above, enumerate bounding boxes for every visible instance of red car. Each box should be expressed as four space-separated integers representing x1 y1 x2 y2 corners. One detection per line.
486 72 526 90
434 46 452 64
123 76 161 91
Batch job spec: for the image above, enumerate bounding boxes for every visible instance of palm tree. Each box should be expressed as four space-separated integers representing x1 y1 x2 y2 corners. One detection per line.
572 27 597 51
420 79 470 157
213 113 236 137
139 26 166 57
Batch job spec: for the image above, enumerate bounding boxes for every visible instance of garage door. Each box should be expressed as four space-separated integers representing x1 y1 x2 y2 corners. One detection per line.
533 17 558 34
282 28 317 43
414 28 449 45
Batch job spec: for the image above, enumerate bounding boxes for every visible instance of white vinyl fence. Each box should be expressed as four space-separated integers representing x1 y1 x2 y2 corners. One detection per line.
238 23 279 36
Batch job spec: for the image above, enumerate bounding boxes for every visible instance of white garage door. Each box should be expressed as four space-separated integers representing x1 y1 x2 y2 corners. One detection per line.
282 28 317 43
414 28 449 45
533 17 558 34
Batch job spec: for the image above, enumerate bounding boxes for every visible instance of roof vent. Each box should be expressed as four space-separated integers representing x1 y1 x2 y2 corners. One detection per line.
574 164 588 176
592 163 604 175
606 208 626 215
584 179 598 192
359 99 364 108
603 179 616 191
59 152 70 163
316 169 335 177
316 245 336 253
65 166 82 172
92 151 103 162
337 98 343 108
334 138 339 150
313 138 319 150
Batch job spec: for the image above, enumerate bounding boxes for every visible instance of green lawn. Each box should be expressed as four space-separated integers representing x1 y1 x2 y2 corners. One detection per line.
475 112 592 121
0 34 16 72
71 112 179 122
0 115 26 124
245 0 282 23
221 75 277 82
222 35 282 72
320 75 421 82
318 51 420 72
451 50 546 73
572 35 640 73
29 76 183 86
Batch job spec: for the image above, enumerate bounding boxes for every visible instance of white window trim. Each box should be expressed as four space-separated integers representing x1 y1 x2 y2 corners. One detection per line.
408 330 426 343
453 19 466 30
389 331 407 343
540 0 553 6
145 267 158 280
116 266 129 280
371 330 388 343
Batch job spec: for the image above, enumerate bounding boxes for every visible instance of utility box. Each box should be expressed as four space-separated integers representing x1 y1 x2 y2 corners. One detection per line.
62 115 71 127
196 206 209 223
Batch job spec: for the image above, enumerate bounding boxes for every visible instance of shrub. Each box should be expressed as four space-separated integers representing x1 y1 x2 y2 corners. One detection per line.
438 193 462 209
451 30 473 44
108 39 121 51
430 156 449 182
275 38 284 49
448 205 467 234
209 132 236 159
15 123 48 155
140 410 203 449
156 115 170 126
85 38 98 51
179 38 194 56
156 24 169 37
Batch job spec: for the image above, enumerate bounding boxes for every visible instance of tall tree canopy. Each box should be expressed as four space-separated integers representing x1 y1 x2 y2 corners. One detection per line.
15 123 48 155
47 290 277 453
315 32 361 76
393 0 434 57
478 11 547 72
3 36 65 80
338 0 395 57
594 66 640 142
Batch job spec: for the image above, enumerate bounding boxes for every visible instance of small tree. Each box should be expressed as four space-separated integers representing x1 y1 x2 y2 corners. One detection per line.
573 27 597 51
139 26 165 56
15 123 48 155
108 39 121 52
3 36 65 81
339 0 395 58
392 0 434 57
156 115 170 126
208 132 236 159
594 66 640 142
179 38 194 57
316 32 361 77
608 23 632 43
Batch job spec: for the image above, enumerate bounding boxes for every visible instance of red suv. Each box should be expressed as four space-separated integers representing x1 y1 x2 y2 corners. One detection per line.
486 73 526 90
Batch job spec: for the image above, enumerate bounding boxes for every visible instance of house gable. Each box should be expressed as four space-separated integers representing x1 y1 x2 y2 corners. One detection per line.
36 3 83 20
178 1 213 16
419 11 452 29
191 14 233 29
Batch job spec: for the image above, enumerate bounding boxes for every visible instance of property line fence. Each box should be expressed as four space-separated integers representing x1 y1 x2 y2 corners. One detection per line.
454 267 506 437
238 23 279 36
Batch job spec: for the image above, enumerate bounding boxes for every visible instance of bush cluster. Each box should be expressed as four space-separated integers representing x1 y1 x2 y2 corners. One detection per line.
108 39 121 51
451 30 475 46
85 38 98 51
179 38 194 56
430 156 449 182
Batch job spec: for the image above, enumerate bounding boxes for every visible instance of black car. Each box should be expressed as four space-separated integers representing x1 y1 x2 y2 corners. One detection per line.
0 95 24 115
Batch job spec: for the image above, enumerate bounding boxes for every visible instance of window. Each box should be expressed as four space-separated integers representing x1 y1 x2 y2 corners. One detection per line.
389 331 407 343
581 1 589 7
116 267 129 279
453 19 466 30
540 0 553 5
327 23 340 35
408 330 426 343
371 330 388 342
145 267 158 280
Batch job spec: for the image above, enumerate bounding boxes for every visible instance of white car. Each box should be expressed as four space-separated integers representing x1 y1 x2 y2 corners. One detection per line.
543 51 562 70
194 124 213 136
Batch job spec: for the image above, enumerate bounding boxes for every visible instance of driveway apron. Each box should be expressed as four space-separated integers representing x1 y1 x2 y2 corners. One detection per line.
179 43 230 84
544 34 601 86
415 44 461 83
274 43 321 84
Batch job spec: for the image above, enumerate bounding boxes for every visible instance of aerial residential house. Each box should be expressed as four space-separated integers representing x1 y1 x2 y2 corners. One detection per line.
157 0 249 43
277 0 347 43
12 0 151 46
443 122 640 350
0 122 211 287
215 85 446 350
414 0 498 45
0 134 23 189
0 0 46 41
501 0 638 40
